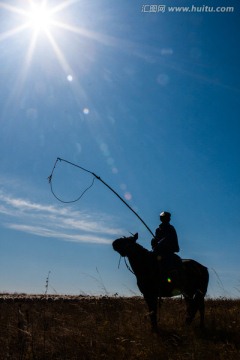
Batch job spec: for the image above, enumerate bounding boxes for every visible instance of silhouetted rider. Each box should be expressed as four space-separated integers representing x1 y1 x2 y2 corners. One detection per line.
151 211 183 293
151 211 179 256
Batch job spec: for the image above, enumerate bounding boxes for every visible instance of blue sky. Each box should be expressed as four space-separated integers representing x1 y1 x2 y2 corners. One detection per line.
0 0 239 298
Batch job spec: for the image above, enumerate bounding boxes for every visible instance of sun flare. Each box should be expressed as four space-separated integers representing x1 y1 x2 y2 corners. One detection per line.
27 4 53 33
0 1 76 74
0 0 113 86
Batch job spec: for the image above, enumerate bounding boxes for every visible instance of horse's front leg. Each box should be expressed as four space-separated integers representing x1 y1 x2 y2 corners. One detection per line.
143 294 158 332
184 296 195 325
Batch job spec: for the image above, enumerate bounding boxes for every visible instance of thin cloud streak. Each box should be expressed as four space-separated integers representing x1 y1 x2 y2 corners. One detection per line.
5 224 111 244
0 193 124 244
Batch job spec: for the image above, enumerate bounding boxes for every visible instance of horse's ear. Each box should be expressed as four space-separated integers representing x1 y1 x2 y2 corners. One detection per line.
133 233 138 242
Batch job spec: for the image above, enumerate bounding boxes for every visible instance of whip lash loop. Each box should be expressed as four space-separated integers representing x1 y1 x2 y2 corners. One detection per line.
48 158 95 204
48 157 154 237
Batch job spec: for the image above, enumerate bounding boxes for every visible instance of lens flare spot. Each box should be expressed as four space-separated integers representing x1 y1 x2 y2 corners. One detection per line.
107 157 114 165
112 167 118 174
67 75 73 82
100 143 109 156
167 277 172 283
157 73 169 86
26 108 38 120
124 192 132 201
120 183 127 191
83 108 90 115
160 48 173 56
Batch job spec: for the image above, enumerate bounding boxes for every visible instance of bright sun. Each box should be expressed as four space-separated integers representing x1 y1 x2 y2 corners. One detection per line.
27 4 53 32
0 0 110 81
0 1 73 72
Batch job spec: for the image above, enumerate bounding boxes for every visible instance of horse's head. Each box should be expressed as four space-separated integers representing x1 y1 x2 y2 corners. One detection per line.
112 233 138 257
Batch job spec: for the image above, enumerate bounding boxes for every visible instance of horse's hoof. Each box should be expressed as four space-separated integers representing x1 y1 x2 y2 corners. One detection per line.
185 317 193 326
151 325 159 334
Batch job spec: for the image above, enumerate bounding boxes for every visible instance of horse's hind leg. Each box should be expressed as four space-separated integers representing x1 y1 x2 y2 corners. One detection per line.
185 291 205 327
195 291 205 328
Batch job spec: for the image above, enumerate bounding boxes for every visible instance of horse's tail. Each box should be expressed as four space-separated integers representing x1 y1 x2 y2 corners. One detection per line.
200 265 209 296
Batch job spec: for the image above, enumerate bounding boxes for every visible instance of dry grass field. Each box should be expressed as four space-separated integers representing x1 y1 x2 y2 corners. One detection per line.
0 294 240 360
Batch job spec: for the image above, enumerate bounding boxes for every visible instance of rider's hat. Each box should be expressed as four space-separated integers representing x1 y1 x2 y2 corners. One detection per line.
160 211 171 219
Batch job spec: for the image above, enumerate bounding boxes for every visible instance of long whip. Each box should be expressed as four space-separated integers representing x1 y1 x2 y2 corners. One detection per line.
48 157 155 237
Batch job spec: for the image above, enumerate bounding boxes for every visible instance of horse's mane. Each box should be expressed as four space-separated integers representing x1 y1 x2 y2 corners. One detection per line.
129 242 155 266
133 241 151 255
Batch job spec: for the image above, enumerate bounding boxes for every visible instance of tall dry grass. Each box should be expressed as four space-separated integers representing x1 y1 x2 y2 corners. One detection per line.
0 294 240 359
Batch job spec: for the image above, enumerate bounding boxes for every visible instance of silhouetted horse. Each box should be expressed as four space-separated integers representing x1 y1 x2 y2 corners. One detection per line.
112 233 209 332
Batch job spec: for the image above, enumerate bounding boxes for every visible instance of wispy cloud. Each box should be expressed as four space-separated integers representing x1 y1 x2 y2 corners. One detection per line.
0 192 124 244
